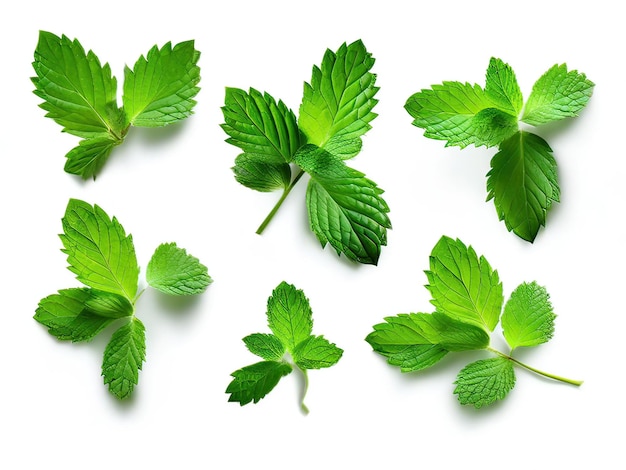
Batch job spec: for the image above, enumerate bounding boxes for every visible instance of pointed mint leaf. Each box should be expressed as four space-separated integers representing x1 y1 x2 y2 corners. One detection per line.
485 57 523 116
146 242 211 296
292 335 343 370
454 357 516 408
226 361 292 406
243 333 285 362
266 281 313 353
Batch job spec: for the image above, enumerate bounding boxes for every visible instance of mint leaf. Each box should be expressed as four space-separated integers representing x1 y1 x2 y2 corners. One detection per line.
405 81 516 148
295 145 391 265
221 41 390 264
454 357 516 408
123 41 200 127
243 333 285 361
292 335 343 370
522 64 594 125
298 40 378 151
61 199 138 302
32 31 201 178
102 317 146 400
502 282 556 350
228 281 342 411
486 131 559 242
232 153 291 192
221 87 302 162
146 242 211 296
426 236 503 332
366 236 582 408
35 199 211 399
266 281 313 353
226 361 293 406
35 288 115 342
405 58 593 241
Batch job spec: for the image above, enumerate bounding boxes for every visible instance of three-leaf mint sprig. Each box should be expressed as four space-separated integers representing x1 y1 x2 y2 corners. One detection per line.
221 40 391 265
32 31 201 179
366 236 582 408
226 281 342 413
34 199 212 399
405 58 594 242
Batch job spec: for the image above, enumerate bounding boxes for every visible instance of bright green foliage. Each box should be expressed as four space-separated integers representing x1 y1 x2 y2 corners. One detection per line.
102 317 146 400
502 282 555 350
366 235 581 409
146 242 212 296
227 282 342 412
405 57 593 242
221 40 390 265
32 31 200 179
454 357 516 408
34 199 211 399
487 132 559 242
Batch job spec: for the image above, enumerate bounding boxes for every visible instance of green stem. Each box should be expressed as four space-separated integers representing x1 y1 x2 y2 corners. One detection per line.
488 347 583 386
300 367 310 415
256 169 305 235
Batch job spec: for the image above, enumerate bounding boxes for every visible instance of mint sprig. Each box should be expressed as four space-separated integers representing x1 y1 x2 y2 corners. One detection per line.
34 199 212 399
366 236 581 409
405 58 593 242
221 40 391 265
32 31 201 179
226 281 342 413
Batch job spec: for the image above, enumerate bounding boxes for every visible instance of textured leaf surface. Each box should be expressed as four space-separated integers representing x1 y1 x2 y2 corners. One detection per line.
63 137 118 179
123 40 200 127
243 333 285 361
232 153 291 192
296 145 390 265
522 64 594 125
84 290 134 319
34 288 115 342
226 361 292 406
32 31 123 139
405 81 517 148
502 282 556 350
454 357 516 408
485 58 523 116
266 281 313 353
146 242 211 295
487 131 559 242
292 335 343 370
222 87 302 162
60 199 139 301
426 236 503 331
102 317 146 400
298 40 378 152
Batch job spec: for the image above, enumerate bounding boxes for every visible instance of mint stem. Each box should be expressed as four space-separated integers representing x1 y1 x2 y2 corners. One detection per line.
488 347 583 386
299 367 310 415
256 169 305 235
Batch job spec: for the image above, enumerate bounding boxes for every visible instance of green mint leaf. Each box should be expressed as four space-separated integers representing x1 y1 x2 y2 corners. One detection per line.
102 317 146 400
232 153 291 192
32 31 123 140
486 131 560 242
229 281 342 410
405 81 517 149
367 236 580 408
426 236 503 332
226 361 293 406
266 281 313 353
33 32 201 178
243 333 286 361
485 58 524 116
221 87 303 163
61 199 139 302
292 335 343 370
298 40 378 152
34 288 115 342
123 41 200 127
454 357 516 408
502 282 556 350
146 242 211 296
84 290 134 319
522 64 594 126
295 144 391 265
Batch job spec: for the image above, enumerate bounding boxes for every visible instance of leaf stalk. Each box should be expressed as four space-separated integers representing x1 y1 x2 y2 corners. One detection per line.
256 169 305 234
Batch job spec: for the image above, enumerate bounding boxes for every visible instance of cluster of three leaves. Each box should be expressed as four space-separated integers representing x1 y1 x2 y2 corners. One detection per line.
35 199 212 399
366 236 581 408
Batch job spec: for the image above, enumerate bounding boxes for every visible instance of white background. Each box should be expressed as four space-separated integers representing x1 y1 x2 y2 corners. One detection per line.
1 0 623 468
